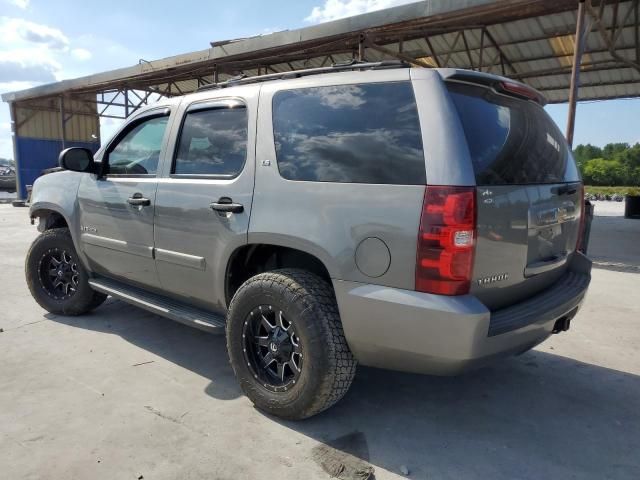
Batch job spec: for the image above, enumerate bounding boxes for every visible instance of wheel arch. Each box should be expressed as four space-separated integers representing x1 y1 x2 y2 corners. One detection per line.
29 201 91 273
30 206 70 232
225 243 334 306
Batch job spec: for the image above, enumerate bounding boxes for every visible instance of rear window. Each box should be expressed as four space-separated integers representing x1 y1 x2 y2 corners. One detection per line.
447 83 580 185
272 82 425 184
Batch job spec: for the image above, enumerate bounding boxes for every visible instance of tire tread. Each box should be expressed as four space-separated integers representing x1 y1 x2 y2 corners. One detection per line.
227 268 357 419
25 228 106 316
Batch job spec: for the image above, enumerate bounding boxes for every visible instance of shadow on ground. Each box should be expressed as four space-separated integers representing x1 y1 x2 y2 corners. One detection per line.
48 299 640 479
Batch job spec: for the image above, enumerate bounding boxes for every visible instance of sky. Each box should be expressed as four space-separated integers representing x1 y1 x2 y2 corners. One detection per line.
0 0 639 160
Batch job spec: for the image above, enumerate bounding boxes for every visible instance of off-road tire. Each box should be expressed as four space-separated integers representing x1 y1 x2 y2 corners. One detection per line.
25 228 107 315
226 269 357 420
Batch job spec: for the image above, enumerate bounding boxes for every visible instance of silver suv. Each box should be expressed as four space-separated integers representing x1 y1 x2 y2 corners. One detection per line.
25 63 591 419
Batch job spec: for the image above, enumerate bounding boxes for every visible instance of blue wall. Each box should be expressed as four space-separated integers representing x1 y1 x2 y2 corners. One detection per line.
15 137 99 200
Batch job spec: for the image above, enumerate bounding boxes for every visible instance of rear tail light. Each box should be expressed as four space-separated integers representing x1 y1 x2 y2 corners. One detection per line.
416 186 476 295
499 81 545 104
577 183 586 252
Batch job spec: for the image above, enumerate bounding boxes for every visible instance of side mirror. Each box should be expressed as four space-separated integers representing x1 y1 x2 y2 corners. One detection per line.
58 147 95 173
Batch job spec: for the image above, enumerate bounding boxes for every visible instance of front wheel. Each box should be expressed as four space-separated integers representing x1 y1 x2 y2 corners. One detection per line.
226 269 357 420
25 228 107 315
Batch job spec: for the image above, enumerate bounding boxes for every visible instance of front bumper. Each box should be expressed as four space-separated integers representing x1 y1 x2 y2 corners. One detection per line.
333 252 592 375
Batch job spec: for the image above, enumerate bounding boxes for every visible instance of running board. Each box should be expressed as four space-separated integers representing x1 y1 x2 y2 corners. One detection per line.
88 277 225 334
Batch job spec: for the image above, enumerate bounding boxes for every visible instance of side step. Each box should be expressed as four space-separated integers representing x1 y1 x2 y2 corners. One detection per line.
88 276 226 334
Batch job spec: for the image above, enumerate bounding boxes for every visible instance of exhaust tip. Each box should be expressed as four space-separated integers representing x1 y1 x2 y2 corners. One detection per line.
552 317 571 334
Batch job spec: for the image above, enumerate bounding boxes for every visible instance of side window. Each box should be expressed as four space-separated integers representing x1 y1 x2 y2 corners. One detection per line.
107 115 169 176
173 106 248 176
272 82 425 184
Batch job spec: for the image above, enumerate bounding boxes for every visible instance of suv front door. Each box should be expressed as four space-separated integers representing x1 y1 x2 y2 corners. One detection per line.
77 107 173 289
153 90 257 311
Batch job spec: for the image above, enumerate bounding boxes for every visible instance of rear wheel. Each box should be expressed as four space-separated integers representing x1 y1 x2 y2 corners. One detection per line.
226 269 356 420
25 228 107 315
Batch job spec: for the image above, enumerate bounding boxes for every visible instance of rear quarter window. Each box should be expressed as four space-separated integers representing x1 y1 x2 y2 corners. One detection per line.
272 82 425 184
447 83 580 185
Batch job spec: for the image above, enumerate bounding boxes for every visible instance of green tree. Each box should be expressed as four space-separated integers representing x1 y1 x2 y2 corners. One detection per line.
573 144 602 166
582 158 627 186
573 143 640 185
602 142 630 160
616 143 640 170
628 165 640 186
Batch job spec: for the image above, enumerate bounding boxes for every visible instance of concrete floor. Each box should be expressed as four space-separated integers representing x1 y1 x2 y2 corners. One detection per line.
0 190 17 203
1 201 639 480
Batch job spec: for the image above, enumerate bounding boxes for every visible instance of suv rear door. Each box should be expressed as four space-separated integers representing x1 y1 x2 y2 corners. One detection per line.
152 88 257 312
446 81 582 310
252 72 427 291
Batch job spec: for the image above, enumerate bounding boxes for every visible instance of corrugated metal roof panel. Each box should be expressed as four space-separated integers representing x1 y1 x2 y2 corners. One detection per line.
0 0 637 109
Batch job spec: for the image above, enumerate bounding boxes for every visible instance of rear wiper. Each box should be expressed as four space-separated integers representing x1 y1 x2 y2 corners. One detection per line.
552 184 578 196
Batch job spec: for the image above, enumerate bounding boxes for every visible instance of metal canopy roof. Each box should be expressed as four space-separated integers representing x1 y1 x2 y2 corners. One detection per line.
2 0 639 111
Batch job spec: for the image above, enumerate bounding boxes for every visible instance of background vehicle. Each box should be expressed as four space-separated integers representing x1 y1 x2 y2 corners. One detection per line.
0 165 16 192
25 63 591 419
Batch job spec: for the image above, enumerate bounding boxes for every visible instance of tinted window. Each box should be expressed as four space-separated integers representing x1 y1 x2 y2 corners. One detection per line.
272 82 425 184
173 106 247 176
447 83 580 185
108 116 168 175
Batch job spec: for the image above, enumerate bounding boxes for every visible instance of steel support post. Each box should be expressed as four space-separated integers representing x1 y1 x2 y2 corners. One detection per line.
358 34 366 61
59 96 67 149
478 28 485 71
635 0 639 62
9 102 24 200
566 0 587 147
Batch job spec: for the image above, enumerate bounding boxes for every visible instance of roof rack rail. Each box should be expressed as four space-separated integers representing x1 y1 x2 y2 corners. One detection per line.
196 60 410 92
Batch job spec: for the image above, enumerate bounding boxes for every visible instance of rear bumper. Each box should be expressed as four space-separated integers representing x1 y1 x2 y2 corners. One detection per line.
334 252 591 375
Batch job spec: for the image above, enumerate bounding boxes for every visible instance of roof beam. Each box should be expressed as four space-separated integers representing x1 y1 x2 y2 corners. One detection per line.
424 36 442 67
419 21 639 59
612 0 621 42
363 37 433 67
461 30 474 69
538 77 640 91
2 0 639 106
484 27 518 75
442 31 462 67
16 103 123 119
513 58 630 79
612 0 637 45
586 0 640 73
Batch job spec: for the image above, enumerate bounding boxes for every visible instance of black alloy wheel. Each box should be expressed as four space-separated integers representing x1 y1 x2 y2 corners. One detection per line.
242 305 304 392
226 269 357 419
38 248 79 300
25 228 107 315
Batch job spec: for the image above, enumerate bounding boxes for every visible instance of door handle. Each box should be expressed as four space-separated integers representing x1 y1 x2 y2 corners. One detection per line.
210 197 244 214
127 193 151 207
